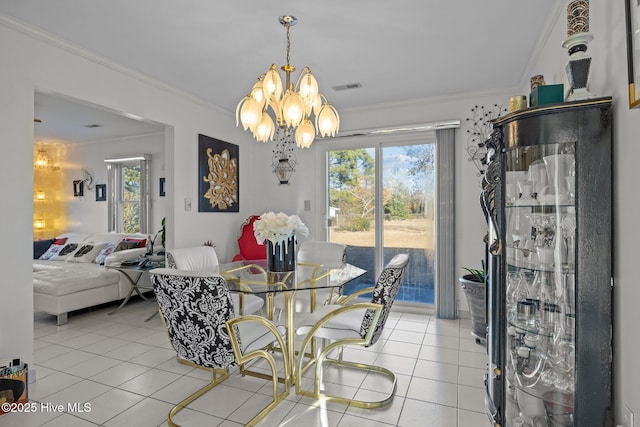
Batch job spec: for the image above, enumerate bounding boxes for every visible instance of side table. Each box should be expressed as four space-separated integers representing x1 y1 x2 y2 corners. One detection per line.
106 259 164 318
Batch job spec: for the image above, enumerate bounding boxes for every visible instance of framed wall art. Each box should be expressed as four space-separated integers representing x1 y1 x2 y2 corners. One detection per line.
95 184 106 201
198 134 239 212
159 177 166 197
73 180 84 197
626 0 640 108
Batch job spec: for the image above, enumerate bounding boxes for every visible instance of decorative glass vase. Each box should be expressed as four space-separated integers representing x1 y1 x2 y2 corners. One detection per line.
266 237 296 272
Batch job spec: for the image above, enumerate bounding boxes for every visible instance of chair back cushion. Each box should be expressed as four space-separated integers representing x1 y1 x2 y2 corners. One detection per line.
360 253 409 346
166 246 219 271
235 216 266 261
150 269 237 369
297 241 347 269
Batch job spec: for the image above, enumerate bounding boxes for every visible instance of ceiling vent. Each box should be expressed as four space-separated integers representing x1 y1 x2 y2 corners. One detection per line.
332 82 362 91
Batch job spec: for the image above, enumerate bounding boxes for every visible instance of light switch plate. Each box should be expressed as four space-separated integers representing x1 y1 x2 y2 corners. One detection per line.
304 200 311 211
184 198 191 211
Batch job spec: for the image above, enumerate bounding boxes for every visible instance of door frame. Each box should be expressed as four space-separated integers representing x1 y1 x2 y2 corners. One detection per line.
317 131 438 308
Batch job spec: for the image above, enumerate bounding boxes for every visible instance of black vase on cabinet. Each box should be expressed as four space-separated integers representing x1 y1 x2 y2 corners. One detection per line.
481 97 613 427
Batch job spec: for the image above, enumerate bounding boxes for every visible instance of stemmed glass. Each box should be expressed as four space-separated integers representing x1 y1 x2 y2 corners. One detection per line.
560 213 576 269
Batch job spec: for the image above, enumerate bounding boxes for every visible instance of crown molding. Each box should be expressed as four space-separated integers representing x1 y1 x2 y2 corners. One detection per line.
0 13 232 117
519 2 565 87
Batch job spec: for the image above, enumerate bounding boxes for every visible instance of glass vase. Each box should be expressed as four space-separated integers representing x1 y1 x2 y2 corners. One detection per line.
266 237 296 272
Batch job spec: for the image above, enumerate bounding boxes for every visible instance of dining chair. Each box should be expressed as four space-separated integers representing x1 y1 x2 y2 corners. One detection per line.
294 253 409 408
166 246 264 315
271 241 347 319
231 215 266 262
149 268 290 427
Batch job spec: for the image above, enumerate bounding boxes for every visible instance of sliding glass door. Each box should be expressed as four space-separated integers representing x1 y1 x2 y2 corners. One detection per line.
327 140 436 305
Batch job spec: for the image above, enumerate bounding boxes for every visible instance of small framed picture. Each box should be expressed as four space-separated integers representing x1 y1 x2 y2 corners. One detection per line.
95 184 106 201
73 180 84 197
159 177 166 197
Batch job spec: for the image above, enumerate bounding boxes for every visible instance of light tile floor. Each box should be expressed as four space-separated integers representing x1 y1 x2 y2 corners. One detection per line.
3 299 492 427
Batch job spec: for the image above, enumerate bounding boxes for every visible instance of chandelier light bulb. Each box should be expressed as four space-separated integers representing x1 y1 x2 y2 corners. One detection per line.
250 80 266 110
298 70 319 103
316 103 340 137
263 65 283 101
282 90 305 127
295 119 315 148
236 97 261 131
254 111 275 142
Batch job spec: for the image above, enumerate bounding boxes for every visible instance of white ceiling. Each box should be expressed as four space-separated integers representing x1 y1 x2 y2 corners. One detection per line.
2 0 558 141
34 92 164 143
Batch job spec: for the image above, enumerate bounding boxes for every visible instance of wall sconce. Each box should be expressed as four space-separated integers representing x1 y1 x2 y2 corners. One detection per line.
34 219 46 229
271 127 297 185
35 190 46 200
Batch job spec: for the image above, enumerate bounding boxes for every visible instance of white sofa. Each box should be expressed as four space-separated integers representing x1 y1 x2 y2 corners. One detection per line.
33 231 157 325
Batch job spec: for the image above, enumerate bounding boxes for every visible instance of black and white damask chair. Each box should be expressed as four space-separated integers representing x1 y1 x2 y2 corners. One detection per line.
166 246 264 315
294 253 409 408
149 268 290 427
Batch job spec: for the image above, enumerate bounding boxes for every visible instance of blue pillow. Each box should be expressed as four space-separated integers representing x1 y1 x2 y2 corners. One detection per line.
34 239 54 259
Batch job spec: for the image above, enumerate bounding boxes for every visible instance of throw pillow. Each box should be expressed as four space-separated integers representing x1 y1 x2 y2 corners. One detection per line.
115 240 139 252
49 243 80 261
53 237 68 246
95 242 116 265
124 237 147 248
34 239 54 259
39 244 66 260
67 242 108 263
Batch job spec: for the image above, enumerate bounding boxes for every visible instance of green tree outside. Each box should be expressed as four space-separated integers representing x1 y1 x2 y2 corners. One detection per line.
123 165 141 233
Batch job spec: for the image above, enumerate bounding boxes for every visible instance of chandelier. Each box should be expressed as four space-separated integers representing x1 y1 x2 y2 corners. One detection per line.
34 148 53 168
236 15 339 148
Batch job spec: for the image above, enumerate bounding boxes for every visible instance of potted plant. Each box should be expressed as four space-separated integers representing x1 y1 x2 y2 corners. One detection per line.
459 261 487 343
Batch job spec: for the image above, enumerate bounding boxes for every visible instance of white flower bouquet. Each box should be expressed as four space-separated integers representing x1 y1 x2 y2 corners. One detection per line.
253 211 309 245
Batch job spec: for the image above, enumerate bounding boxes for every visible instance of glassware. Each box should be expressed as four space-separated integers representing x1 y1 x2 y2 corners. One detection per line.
515 181 538 206
566 157 576 204
506 271 524 320
560 213 576 269
543 153 574 197
531 269 556 308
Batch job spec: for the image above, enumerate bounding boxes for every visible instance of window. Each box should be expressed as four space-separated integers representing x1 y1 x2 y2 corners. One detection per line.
105 155 151 234
322 126 457 314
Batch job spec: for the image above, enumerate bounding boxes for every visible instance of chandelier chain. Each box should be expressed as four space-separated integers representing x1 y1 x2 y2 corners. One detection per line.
286 24 291 65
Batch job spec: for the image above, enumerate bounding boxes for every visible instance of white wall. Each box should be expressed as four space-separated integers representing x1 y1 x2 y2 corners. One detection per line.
66 133 167 234
0 16 255 367
248 90 517 315
522 3 639 423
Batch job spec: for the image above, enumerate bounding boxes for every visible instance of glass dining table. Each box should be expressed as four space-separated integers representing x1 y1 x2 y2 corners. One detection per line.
219 259 366 382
